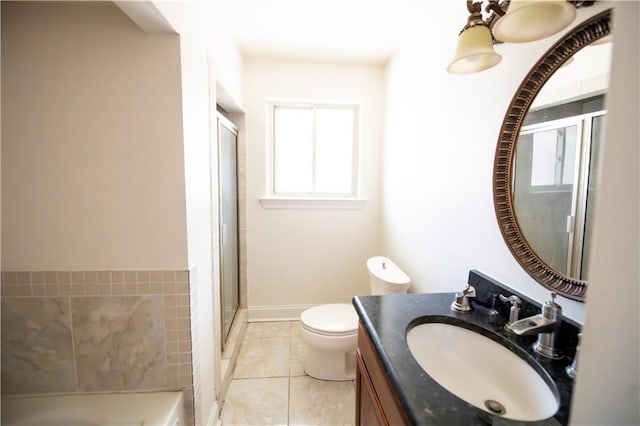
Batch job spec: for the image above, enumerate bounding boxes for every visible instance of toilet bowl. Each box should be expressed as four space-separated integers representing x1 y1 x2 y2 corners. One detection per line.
299 256 411 381
299 304 358 381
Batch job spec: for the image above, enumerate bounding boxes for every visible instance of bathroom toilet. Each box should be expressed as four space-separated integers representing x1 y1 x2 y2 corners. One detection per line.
299 304 359 381
299 256 411 381
366 256 412 295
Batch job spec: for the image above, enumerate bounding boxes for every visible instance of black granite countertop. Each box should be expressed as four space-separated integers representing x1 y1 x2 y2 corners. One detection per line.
352 285 578 426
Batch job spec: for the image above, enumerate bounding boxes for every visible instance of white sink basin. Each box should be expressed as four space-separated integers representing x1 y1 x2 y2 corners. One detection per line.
406 322 559 421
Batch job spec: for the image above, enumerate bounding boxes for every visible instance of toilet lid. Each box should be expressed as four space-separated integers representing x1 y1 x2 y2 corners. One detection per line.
300 304 358 336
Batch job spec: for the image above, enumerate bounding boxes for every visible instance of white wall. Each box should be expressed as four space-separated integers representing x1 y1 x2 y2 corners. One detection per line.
243 59 384 319
150 1 243 111
1 1 187 271
570 2 640 424
176 36 220 426
144 1 244 423
210 0 243 110
381 4 611 322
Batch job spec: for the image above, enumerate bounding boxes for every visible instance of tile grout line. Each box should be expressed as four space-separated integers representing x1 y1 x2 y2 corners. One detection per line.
68 297 80 391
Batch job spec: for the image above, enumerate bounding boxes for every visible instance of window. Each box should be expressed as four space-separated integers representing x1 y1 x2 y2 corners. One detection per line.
265 100 360 205
528 125 578 187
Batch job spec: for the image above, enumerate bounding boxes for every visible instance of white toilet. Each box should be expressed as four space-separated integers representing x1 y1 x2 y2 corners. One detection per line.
299 256 411 381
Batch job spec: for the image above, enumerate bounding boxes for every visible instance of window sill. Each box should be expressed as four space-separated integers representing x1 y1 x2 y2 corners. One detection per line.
259 197 367 210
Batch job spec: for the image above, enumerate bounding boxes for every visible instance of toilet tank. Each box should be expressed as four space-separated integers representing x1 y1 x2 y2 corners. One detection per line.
366 256 411 295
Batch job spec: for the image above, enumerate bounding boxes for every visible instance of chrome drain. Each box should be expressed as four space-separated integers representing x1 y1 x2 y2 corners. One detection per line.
484 399 506 416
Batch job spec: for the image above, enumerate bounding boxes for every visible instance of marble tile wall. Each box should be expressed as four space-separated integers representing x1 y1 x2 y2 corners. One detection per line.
1 270 195 426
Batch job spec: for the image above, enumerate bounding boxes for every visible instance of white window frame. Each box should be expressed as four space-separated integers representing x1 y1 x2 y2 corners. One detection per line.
261 99 366 210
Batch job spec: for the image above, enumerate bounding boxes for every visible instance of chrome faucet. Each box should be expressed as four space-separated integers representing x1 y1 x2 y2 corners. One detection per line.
499 294 522 327
507 292 563 359
451 285 476 312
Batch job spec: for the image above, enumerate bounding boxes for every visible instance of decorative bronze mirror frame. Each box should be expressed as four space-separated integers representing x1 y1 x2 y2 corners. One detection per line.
493 9 611 302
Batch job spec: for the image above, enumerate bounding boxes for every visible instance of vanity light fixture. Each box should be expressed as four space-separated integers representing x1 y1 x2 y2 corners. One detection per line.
448 0 595 75
447 1 502 75
492 0 577 43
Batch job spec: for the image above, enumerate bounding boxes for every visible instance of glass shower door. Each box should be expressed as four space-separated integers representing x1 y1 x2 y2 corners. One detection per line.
514 122 579 276
218 114 239 344
514 110 606 280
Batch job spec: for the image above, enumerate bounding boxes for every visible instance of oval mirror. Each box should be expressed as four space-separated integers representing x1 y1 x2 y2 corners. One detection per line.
494 9 612 301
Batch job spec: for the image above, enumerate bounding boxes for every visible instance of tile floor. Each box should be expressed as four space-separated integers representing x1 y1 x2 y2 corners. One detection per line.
220 321 356 425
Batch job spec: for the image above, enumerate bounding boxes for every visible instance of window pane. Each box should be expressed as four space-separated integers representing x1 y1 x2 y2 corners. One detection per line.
314 108 354 193
561 126 578 185
530 129 560 186
530 126 578 187
274 107 313 193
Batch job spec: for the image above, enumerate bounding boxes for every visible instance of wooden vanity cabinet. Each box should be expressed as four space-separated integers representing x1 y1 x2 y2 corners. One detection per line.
355 322 408 426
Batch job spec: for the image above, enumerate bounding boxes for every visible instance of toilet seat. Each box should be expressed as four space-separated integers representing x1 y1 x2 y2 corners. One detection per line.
300 304 358 337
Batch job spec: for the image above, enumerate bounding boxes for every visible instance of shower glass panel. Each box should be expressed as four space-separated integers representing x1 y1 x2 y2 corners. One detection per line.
580 114 605 279
218 115 239 344
514 123 579 275
514 108 606 280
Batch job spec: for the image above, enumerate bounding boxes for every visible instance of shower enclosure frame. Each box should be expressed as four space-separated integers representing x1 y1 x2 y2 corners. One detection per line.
217 112 240 348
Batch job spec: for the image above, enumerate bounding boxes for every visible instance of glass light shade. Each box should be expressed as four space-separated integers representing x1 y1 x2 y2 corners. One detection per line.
447 25 502 75
492 0 577 43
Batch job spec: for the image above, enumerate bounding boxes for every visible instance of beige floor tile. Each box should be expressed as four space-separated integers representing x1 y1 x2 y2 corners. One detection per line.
222 321 358 425
289 376 355 426
234 336 290 378
290 321 300 337
290 322 307 377
245 321 292 338
221 377 289 426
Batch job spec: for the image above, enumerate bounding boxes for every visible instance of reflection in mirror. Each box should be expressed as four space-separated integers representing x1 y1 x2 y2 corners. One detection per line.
493 10 612 301
513 41 611 281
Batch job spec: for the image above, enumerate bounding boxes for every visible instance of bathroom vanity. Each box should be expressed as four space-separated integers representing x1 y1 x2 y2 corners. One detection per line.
353 270 580 426
356 321 406 425
352 10 611 426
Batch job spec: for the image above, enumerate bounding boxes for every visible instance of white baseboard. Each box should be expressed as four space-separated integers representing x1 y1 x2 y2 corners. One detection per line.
248 304 318 322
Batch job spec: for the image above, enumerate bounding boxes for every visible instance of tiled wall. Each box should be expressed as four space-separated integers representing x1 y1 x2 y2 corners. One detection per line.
1 270 196 425
188 265 203 425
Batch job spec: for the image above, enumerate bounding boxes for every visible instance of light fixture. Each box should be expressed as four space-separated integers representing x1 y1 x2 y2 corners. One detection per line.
493 1 576 43
447 1 502 75
448 1 594 75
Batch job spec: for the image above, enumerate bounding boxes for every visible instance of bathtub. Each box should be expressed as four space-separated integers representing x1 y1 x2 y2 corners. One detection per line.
1 391 184 426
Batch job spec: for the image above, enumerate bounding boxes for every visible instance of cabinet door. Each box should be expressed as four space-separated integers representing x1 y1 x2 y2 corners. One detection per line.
356 350 386 426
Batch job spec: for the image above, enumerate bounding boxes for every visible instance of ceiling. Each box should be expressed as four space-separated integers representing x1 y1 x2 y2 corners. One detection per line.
215 0 462 64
